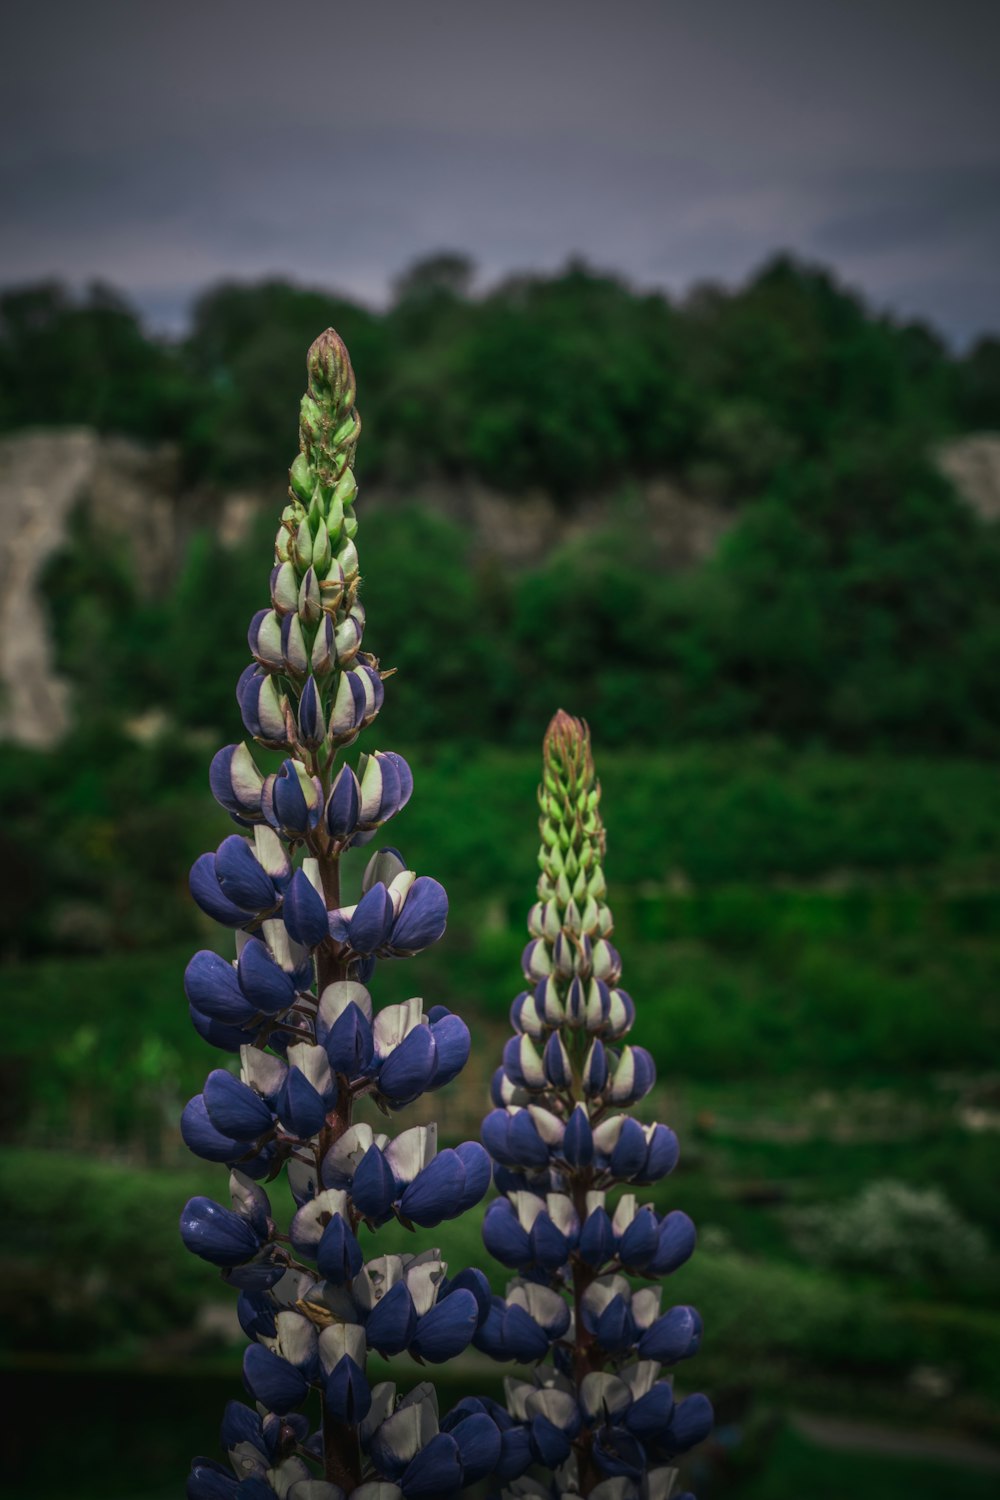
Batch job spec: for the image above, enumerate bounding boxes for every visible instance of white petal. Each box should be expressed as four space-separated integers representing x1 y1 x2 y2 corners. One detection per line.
384 1123 437 1184
546 1194 579 1236
359 1381 398 1445
643 1467 680 1500
254 825 292 880
325 1124 376 1180
631 1286 662 1330
318 1321 366 1373
592 1115 626 1153
579 1372 632 1423
525 1388 578 1427
275 1311 317 1369
318 980 373 1027
612 1195 637 1235
404 1258 447 1317
287 1041 332 1097
372 997 424 1058
353 1255 405 1312
620 1360 660 1399
528 1105 565 1146
240 1045 287 1097
510 1190 546 1231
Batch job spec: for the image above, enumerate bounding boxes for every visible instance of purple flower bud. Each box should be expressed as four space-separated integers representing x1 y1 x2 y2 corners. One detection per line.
330 669 367 736
188 1004 251 1054
410 1287 479 1363
181 1096 245 1163
351 1143 397 1222
649 1209 697 1275
186 1460 241 1498
324 1002 374 1078
608 1116 648 1179
330 883 394 954
240 672 288 745
619 1207 659 1271
530 1211 569 1270
189 854 258 927
325 764 361 840
449 1411 502 1486
237 939 296 1016
243 1344 309 1415
530 1415 573 1468
185 951 258 1026
278 1066 328 1139
638 1304 702 1364
388 875 448 955
592 1427 646 1480
624 1381 675 1443
262 759 322 835
377 1023 437 1105
310 614 336 676
365 1279 417 1355
594 1295 635 1353
665 1393 714 1454
209 744 264 822
324 1355 371 1425
400 1148 467 1227
454 1140 492 1209
543 1032 572 1089
180 1196 263 1266
215 836 279 913
428 1012 471 1087
482 1198 531 1267
316 1214 363 1283
562 1104 594 1167
582 1038 608 1096
640 1123 680 1182
203 1069 273 1140
444 1267 492 1325
296 676 326 749
579 1206 615 1267
219 1400 267 1463
282 869 329 948
400 1432 462 1499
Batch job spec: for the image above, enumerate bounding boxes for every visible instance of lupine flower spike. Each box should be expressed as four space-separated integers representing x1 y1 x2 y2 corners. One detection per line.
477 711 713 1500
180 330 499 1499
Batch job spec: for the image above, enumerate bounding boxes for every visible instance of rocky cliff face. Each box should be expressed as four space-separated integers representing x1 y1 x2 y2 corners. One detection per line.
2 427 997 748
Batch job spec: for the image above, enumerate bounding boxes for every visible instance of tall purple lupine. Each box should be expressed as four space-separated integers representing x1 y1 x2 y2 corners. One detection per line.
179 331 504 1499
476 711 713 1500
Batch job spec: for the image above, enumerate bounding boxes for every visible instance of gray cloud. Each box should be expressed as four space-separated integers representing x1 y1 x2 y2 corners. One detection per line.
2 0 999 343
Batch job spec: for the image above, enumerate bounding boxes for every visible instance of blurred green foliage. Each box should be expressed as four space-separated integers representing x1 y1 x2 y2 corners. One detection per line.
8 253 1000 752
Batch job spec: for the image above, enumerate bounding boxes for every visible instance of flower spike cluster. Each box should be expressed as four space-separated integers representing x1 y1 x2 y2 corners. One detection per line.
477 712 713 1500
180 331 501 1500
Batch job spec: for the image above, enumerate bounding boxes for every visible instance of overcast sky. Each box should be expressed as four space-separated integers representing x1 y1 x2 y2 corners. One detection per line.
3 0 999 343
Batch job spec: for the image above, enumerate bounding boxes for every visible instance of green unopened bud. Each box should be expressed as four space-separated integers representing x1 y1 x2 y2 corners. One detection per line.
274 524 293 564
326 493 345 539
293 518 314 570
307 328 357 411
333 469 357 507
336 537 359 581
289 452 313 502
311 524 332 575
298 568 322 625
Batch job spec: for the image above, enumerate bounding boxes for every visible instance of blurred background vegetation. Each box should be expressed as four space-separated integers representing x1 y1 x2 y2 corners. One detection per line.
2 254 1000 1498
